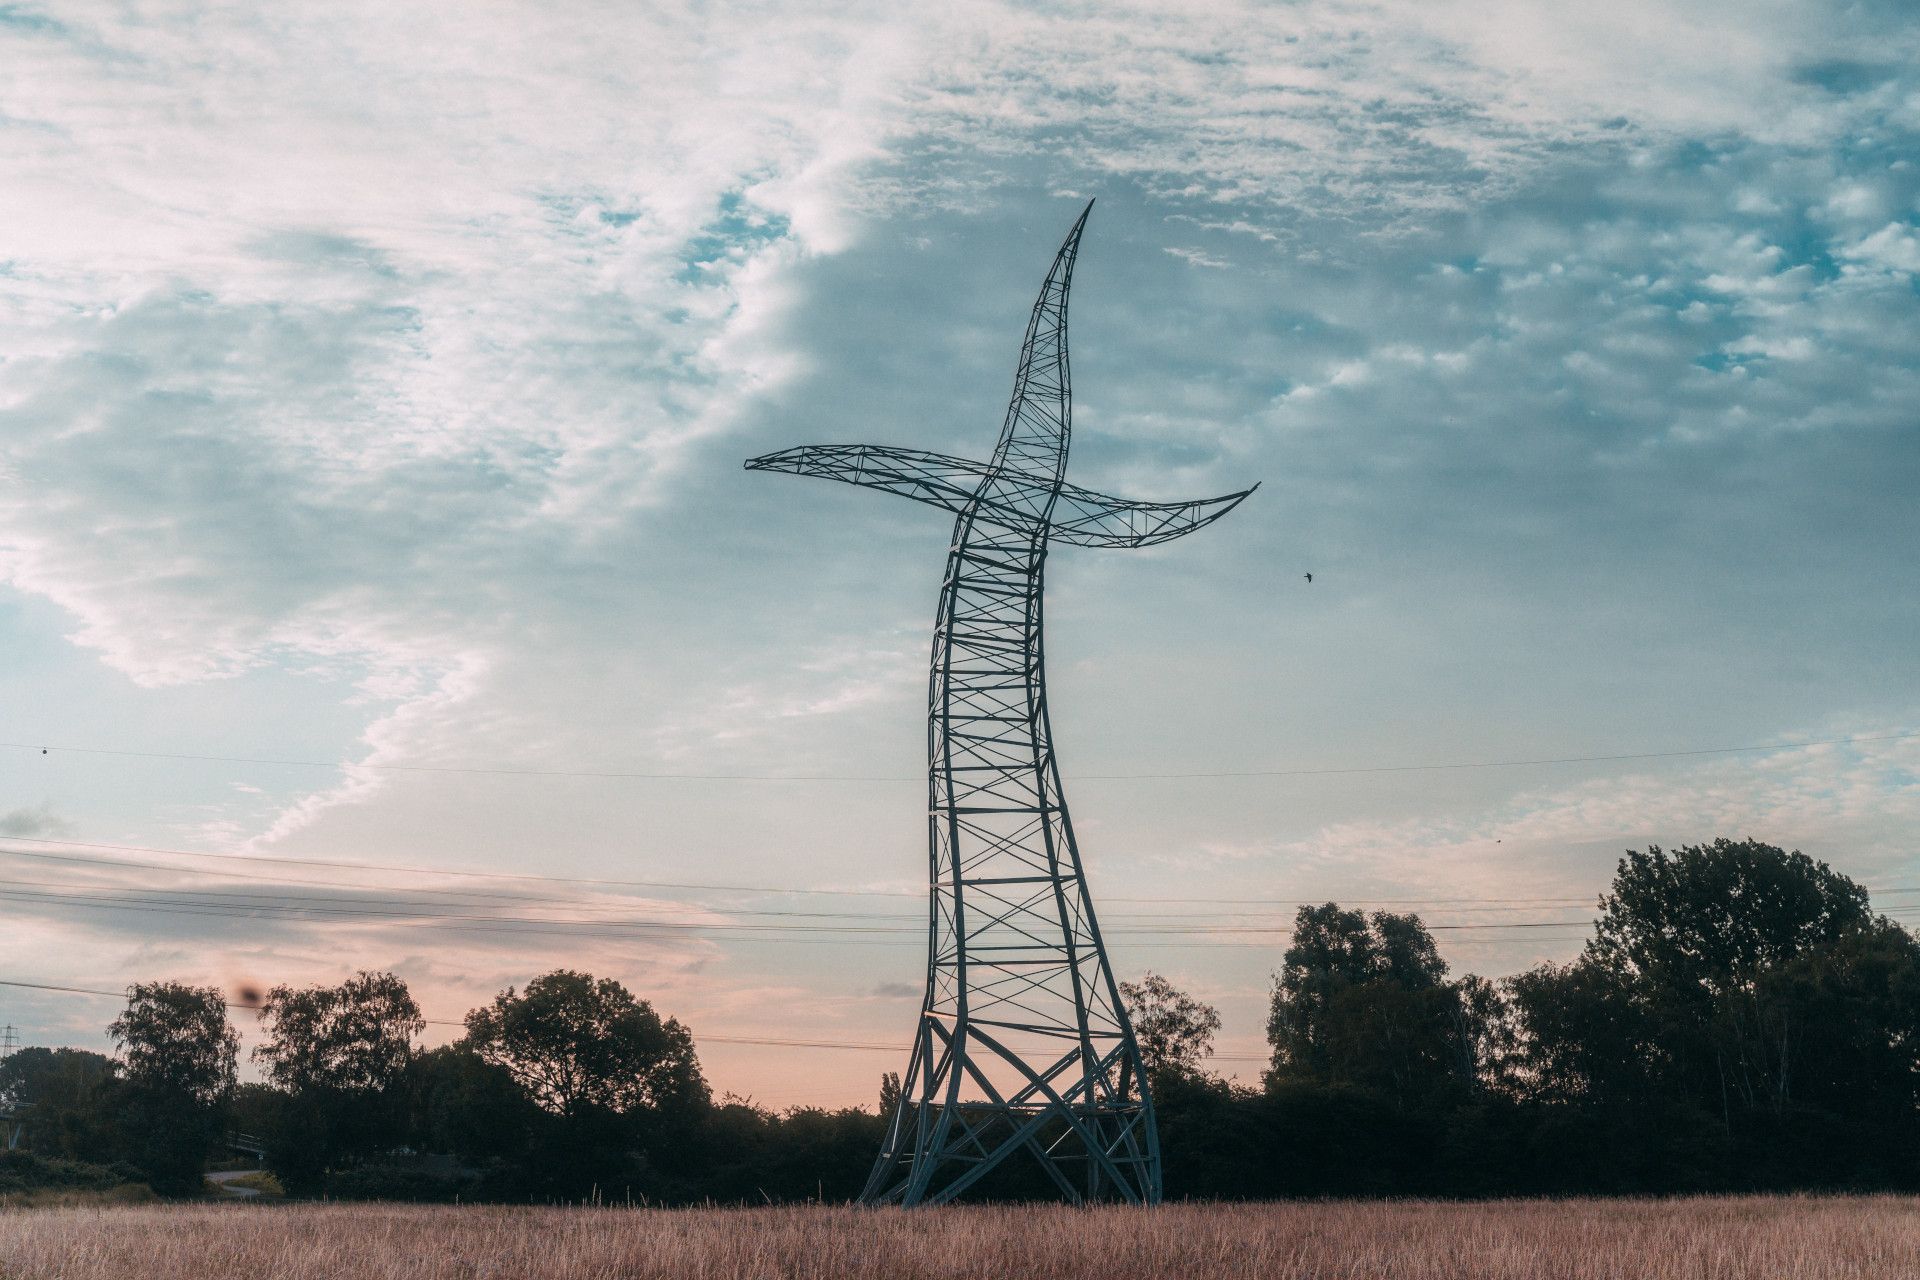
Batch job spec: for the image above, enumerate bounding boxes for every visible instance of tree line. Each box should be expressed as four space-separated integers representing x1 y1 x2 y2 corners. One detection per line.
5 838 1919 1200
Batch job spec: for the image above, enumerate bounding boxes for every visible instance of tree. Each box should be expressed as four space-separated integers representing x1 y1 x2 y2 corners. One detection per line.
0 1047 118 1162
409 1045 539 1170
109 982 237 1107
1734 917 1920 1119
1267 905 1473 1107
463 971 707 1119
1589 840 1872 1000
108 982 237 1195
1576 840 1904 1117
1269 905 1448 1075
1504 840 1920 1186
1504 958 1656 1105
1450 974 1516 1095
253 970 425 1189
255 970 424 1095
1120 972 1222 1083
461 971 709 1200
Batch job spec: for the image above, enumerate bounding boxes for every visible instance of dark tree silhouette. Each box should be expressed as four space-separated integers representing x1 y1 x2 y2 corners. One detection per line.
1590 839 1873 997
1267 905 1478 1109
1507 840 1920 1184
462 970 706 1119
255 970 424 1094
0 1047 116 1162
460 970 710 1200
253 970 425 1191
108 981 236 1195
1120 972 1222 1084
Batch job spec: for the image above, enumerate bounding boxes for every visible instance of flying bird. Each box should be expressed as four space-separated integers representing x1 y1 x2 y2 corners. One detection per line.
1304 572 1312 584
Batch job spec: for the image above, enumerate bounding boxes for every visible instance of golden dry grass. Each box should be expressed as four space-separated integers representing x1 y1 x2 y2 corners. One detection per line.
2 1196 1917 1279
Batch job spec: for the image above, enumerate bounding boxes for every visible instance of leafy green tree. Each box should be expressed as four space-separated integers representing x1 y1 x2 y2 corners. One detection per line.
253 970 425 1190
1589 839 1872 999
108 981 237 1195
1269 905 1447 1072
1504 958 1655 1105
255 970 423 1094
1742 918 1920 1119
1578 840 1904 1113
1120 972 1222 1084
1267 905 1475 1108
0 1047 118 1161
461 970 708 1199
409 1044 539 1169
1452 974 1517 1094
1507 840 1920 1182
462 970 706 1119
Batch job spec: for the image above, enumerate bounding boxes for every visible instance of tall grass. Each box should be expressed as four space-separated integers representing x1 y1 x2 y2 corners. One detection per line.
2 1196 1916 1278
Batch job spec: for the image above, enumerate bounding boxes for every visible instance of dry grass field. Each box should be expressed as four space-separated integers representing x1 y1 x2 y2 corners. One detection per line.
2 1196 1917 1279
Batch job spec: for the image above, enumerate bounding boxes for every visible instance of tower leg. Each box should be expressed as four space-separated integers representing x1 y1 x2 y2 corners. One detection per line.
860 1018 1157 1206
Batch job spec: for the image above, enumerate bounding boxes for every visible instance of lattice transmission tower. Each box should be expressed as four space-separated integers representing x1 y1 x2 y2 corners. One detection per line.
746 200 1257 1206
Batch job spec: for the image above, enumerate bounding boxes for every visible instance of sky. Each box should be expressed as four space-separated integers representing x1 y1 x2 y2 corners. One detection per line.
1 0 1917 1109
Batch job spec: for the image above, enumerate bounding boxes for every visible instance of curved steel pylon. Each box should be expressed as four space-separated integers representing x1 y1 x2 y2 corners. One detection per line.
747 200 1257 1206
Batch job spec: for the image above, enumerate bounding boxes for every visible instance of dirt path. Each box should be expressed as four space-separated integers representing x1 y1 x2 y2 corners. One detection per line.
205 1170 263 1198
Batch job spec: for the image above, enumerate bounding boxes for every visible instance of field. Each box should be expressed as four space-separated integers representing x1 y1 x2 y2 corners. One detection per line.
4 1196 1919 1279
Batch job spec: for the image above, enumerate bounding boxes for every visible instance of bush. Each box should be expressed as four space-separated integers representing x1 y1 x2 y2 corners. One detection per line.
0 1149 144 1196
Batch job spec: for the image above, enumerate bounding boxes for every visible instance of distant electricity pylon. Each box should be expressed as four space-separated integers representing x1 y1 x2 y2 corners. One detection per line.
0 1024 18 1151
747 201 1256 1205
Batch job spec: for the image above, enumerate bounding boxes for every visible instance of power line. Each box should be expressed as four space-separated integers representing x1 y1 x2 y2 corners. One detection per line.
0 878 1614 940
0 979 1269 1063
0 842 1649 920
9 834 1920 913
2 836 918 899
0 847 1610 928
17 868 1918 944
7 728 1915 784
0 857 1638 939
0 844 699 909
0 849 925 923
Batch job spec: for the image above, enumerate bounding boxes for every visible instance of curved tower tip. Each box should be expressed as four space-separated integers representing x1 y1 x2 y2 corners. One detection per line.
1055 198 1095 262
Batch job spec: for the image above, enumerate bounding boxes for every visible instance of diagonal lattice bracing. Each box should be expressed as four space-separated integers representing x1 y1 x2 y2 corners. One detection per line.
746 199 1255 1206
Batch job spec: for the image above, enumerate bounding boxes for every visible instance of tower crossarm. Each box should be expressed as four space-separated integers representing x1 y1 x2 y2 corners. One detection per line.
744 443 1258 549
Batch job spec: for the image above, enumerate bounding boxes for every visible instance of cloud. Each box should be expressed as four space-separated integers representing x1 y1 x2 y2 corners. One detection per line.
1842 222 1920 275
0 804 73 838
5 0 1912 785
1 0 1916 1104
1166 247 1231 270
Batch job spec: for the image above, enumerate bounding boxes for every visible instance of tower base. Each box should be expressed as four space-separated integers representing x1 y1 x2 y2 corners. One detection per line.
859 1021 1161 1206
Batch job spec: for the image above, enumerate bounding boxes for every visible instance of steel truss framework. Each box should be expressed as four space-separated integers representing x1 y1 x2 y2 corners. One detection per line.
747 201 1256 1206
